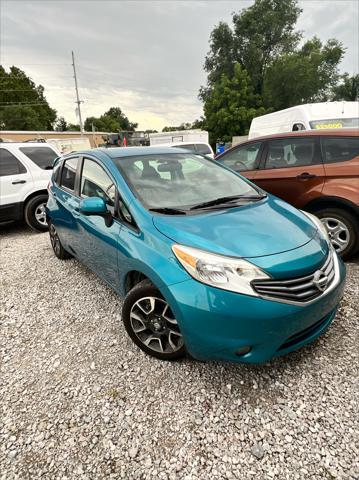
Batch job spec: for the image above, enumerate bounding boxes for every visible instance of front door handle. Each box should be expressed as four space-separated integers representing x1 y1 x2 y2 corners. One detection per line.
12 180 26 185
296 172 317 180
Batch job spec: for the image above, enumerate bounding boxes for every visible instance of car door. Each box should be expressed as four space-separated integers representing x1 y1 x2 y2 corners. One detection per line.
75 157 121 289
217 141 263 181
51 155 87 259
0 148 34 221
254 136 326 208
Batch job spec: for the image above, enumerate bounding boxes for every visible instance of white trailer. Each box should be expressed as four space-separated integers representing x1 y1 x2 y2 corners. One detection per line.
149 129 209 146
248 102 359 139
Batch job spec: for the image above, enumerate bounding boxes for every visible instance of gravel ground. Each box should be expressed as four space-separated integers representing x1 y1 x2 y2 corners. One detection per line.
1 223 358 480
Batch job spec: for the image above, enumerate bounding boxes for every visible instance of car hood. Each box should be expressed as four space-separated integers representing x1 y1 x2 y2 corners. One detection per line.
152 196 319 258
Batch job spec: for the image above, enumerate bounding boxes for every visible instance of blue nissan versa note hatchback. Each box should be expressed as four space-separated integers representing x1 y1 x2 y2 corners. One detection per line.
46 147 346 363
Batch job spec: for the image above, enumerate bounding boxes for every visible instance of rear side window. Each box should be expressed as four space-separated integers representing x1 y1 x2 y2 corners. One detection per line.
322 137 359 163
195 144 212 155
264 137 319 169
60 157 79 191
0 149 27 176
19 146 58 170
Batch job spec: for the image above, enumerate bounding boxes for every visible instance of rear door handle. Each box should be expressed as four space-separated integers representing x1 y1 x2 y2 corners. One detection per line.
296 172 317 180
12 180 26 184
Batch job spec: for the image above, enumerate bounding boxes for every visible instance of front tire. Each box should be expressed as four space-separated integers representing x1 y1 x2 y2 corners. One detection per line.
122 280 186 361
315 207 359 260
24 194 49 232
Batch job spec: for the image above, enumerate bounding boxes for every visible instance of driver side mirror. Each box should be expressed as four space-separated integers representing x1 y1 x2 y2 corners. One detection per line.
79 197 113 227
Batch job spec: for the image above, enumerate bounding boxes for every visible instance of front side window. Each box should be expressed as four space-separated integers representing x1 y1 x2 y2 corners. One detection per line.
322 137 359 163
19 146 58 170
115 153 259 210
292 123 306 131
60 157 79 191
264 137 319 169
220 142 262 171
80 158 116 210
0 149 27 176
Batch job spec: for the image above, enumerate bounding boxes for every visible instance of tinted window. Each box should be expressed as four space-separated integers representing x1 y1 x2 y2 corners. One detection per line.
195 144 212 155
264 137 319 169
0 149 27 176
19 146 58 170
81 159 116 209
115 153 259 210
220 142 262 171
60 157 79 191
322 137 359 163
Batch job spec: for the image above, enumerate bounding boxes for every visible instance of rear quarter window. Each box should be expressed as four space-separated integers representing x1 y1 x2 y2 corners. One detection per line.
0 149 27 176
322 137 359 163
19 146 58 170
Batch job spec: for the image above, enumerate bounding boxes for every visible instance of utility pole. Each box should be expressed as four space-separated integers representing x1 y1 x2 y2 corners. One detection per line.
71 51 84 136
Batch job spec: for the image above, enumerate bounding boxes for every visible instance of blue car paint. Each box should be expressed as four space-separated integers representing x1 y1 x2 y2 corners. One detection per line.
47 147 346 363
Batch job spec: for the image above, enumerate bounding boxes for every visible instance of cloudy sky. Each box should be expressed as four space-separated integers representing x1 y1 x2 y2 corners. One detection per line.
1 0 358 130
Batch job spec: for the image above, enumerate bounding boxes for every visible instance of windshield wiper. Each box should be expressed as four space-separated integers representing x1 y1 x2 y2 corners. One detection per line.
189 194 266 211
149 207 187 215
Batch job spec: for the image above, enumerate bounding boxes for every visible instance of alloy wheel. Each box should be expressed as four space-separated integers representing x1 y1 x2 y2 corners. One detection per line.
320 216 350 253
130 296 183 354
34 202 48 226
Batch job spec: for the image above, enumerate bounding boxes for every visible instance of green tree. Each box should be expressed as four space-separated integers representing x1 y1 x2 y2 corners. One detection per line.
203 63 266 143
84 107 138 132
67 123 81 131
263 37 345 110
55 116 68 131
0 66 57 130
162 122 198 132
201 0 302 99
331 73 359 101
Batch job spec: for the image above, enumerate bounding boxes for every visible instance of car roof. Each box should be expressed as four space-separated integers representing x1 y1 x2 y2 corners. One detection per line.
0 142 56 147
62 146 191 159
245 128 359 143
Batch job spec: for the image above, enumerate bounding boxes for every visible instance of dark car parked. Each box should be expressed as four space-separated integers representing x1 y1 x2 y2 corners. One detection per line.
216 129 359 259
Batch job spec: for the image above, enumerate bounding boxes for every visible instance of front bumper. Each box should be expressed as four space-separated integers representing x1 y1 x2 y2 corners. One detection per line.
163 254 346 364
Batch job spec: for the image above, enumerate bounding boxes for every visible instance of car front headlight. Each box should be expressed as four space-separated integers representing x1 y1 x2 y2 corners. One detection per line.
172 244 270 295
301 211 331 245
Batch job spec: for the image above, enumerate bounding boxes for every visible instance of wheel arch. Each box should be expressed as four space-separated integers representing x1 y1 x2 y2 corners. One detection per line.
304 196 359 218
124 270 150 294
24 189 48 207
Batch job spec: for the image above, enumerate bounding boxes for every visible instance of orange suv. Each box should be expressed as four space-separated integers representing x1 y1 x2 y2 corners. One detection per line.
217 129 359 259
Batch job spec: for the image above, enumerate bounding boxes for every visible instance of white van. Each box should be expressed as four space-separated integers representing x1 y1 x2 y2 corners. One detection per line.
46 137 91 154
149 129 209 146
248 102 359 139
149 141 214 159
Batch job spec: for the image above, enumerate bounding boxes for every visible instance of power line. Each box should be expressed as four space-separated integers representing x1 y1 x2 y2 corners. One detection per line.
0 103 50 108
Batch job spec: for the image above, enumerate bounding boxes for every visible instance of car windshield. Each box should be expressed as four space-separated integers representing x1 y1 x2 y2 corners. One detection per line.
113 153 260 210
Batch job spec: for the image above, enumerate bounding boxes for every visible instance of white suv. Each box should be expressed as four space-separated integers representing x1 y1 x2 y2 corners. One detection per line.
0 142 60 231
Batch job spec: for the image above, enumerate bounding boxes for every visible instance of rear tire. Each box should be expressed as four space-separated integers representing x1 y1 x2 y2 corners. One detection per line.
314 207 359 260
49 221 72 260
24 194 49 232
122 280 186 361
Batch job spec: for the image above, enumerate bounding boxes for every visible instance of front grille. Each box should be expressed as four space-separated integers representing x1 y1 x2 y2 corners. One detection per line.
252 252 335 303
